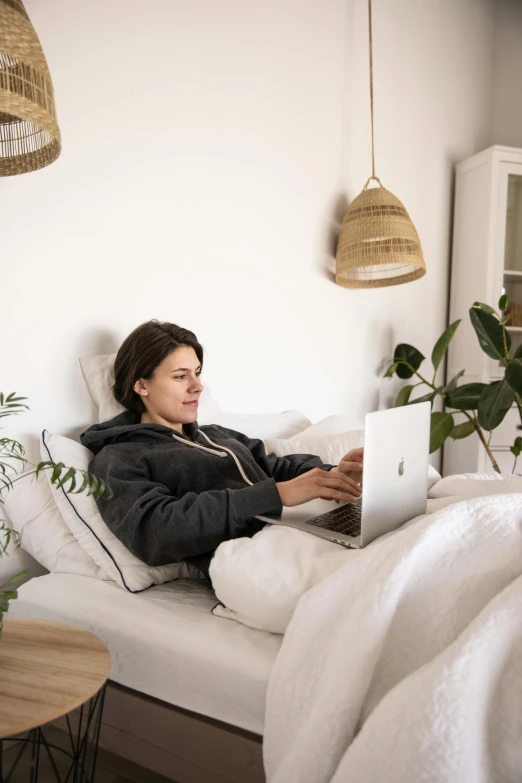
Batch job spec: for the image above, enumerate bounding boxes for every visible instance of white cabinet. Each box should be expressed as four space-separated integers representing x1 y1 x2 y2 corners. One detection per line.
444 145 522 476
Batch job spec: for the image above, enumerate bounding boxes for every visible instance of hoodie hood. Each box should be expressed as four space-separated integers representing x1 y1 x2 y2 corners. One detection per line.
80 410 200 455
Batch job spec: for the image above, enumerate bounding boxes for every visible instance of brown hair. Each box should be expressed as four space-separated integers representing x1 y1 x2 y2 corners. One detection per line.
113 320 204 413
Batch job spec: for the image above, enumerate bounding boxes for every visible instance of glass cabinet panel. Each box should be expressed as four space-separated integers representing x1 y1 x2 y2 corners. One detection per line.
502 174 522 361
504 174 522 272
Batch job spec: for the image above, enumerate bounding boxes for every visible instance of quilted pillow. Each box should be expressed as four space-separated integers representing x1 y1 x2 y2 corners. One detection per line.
40 431 205 592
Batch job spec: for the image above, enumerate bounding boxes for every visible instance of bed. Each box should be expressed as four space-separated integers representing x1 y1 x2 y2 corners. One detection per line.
2 357 365 783
9 571 279 783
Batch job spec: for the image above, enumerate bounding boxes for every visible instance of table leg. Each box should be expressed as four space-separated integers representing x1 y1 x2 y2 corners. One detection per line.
1 683 107 782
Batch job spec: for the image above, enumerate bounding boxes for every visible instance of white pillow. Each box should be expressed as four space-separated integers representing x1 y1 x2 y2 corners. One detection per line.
264 429 364 466
2 469 109 580
78 353 311 441
264 423 441 489
79 353 222 424
306 415 362 436
213 410 312 440
40 431 205 591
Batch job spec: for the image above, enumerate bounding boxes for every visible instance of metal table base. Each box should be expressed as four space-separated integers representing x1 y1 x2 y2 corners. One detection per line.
0 683 106 783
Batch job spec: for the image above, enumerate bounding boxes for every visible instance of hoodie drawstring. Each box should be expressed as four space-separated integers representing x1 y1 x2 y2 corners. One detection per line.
171 430 255 487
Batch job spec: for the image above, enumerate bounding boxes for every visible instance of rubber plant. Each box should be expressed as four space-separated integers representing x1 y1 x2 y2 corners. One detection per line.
383 294 522 473
0 393 110 635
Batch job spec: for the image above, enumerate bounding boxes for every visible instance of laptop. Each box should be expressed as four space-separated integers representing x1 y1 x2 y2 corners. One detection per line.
255 402 431 549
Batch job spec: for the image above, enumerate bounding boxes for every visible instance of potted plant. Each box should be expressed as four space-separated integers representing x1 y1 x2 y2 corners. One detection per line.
0 393 109 635
383 295 522 472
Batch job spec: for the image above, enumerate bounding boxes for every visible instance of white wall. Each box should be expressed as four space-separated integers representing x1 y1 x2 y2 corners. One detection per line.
492 0 522 147
1 0 497 466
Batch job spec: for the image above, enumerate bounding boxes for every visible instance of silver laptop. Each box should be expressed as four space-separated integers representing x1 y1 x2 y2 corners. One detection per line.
255 402 431 549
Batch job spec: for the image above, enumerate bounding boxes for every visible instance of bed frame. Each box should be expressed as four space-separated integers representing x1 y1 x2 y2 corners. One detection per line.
53 680 266 783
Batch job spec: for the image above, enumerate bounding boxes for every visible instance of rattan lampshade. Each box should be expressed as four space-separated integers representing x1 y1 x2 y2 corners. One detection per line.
336 177 426 288
0 0 61 176
335 0 425 288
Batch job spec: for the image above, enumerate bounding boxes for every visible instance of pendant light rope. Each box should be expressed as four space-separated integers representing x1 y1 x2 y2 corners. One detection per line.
369 0 375 180
364 0 382 192
335 0 426 288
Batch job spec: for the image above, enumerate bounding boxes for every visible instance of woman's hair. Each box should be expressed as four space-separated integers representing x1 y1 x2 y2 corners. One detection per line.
113 320 204 413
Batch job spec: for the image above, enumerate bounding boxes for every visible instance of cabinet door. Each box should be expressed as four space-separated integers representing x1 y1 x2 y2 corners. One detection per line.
489 162 522 378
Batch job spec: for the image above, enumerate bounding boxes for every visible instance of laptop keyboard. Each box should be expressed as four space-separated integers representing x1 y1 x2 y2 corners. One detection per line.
307 498 362 537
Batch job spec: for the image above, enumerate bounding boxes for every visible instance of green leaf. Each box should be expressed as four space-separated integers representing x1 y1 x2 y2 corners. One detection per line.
443 369 465 394
76 472 90 495
0 569 29 588
55 467 76 492
431 320 461 373
50 462 65 485
499 294 509 312
505 358 522 397
410 389 438 405
473 301 498 316
514 344 522 359
383 362 398 378
477 381 515 430
0 591 18 600
393 344 425 379
469 307 510 361
446 383 487 410
430 412 455 453
87 473 99 497
450 420 476 440
515 437 522 451
394 385 414 407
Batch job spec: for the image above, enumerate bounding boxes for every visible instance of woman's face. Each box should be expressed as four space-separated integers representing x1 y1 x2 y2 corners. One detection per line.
134 346 204 425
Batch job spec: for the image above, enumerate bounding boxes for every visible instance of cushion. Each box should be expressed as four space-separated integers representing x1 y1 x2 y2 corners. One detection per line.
40 431 205 592
2 468 109 580
80 353 222 424
264 428 364 465
214 410 313 440
264 419 441 489
79 353 312 439
301 415 362 436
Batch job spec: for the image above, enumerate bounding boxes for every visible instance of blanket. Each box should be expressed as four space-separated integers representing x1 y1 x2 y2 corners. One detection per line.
262 475 522 782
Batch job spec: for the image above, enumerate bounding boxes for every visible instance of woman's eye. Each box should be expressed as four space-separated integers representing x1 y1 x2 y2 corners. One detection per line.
174 372 202 380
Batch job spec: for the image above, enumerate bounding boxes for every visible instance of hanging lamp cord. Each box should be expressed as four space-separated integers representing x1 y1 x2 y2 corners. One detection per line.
364 0 382 190
369 0 375 178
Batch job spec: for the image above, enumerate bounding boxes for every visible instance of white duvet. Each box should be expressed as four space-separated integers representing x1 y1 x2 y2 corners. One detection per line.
210 474 522 782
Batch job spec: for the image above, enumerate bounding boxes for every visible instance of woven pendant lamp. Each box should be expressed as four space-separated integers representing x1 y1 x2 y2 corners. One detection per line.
0 0 61 176
336 0 425 288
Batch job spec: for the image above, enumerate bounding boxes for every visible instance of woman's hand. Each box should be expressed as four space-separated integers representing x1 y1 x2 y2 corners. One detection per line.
276 467 362 508
330 448 363 502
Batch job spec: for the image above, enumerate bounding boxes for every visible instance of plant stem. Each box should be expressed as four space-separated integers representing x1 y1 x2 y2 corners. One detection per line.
466 412 501 473
401 361 438 391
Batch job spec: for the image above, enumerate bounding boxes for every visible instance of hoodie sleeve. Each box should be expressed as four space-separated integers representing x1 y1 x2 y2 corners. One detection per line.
214 426 337 481
90 446 284 567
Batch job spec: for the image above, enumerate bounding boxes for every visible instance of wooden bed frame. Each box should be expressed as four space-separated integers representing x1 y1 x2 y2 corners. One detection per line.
53 680 266 783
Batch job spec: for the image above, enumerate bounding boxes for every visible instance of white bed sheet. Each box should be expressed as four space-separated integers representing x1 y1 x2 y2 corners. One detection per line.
10 572 282 735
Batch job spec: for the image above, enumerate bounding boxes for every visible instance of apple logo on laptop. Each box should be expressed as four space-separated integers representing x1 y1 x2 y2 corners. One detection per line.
398 457 405 476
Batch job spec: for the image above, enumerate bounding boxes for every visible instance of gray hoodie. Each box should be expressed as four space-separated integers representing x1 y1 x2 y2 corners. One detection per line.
80 411 336 579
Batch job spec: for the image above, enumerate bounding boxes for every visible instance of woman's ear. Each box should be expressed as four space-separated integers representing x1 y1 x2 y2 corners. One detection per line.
133 379 148 398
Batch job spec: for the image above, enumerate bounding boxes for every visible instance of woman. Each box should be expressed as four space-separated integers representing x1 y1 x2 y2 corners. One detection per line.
81 321 363 580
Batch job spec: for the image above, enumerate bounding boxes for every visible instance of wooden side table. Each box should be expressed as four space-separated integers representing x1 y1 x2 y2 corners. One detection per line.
0 617 111 782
